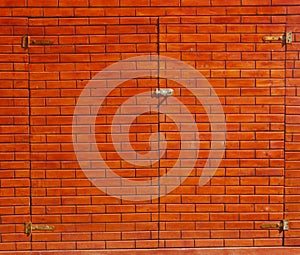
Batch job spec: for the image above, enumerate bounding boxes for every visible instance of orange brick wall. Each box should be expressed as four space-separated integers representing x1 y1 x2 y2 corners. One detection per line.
285 23 300 246
0 0 299 252
0 12 30 251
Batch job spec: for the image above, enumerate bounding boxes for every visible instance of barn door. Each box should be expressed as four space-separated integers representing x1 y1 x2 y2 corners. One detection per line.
0 17 30 251
285 26 300 247
27 16 161 250
27 15 288 250
158 18 287 248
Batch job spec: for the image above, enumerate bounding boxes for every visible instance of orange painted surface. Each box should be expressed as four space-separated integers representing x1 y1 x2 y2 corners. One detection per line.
0 0 299 252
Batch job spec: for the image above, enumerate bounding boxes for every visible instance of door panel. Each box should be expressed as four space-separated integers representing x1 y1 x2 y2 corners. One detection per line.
158 18 286 247
27 15 287 250
0 17 30 251
285 27 300 246
28 17 160 250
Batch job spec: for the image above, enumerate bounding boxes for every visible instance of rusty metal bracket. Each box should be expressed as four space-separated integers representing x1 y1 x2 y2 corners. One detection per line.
21 35 53 49
260 220 289 231
263 32 292 44
25 222 54 236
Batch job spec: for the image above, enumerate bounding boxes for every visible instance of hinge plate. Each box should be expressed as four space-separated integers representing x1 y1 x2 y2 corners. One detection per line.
263 32 292 44
285 32 293 44
25 222 55 236
21 35 53 49
154 88 174 97
260 220 289 231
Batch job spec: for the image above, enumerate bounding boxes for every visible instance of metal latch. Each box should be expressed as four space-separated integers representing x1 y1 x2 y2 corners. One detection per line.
25 222 54 235
21 35 53 49
263 32 292 44
260 220 289 231
154 88 174 97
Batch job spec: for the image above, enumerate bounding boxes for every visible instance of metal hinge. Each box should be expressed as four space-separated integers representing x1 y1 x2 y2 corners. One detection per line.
25 222 55 236
21 35 53 49
263 32 292 44
154 88 174 97
260 219 289 231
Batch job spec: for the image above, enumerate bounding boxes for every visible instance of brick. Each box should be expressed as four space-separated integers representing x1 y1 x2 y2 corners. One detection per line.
77 241 105 249
273 0 300 4
136 222 158 231
120 0 149 6
256 114 284 123
90 0 118 6
226 114 254 123
195 239 224 247
211 230 239 238
288 6 300 14
1 215 30 224
59 0 88 6
62 215 90 223
165 240 195 248
211 34 240 42
1 0 26 6
158 231 180 240
28 0 57 6
1 233 30 242
211 16 241 24
122 231 151 240
227 7 257 14
210 213 239 221
136 7 165 16
162 8 191 15
254 238 282 246
212 0 241 5
226 239 254 246
256 186 284 195
181 230 210 239
226 204 254 212
105 8 135 16
166 204 195 212
136 240 158 248
151 0 180 5
242 70 270 78
196 204 224 212
256 61 285 69
165 222 195 231
181 0 210 6
46 242 76 250
243 0 270 4
241 230 269 238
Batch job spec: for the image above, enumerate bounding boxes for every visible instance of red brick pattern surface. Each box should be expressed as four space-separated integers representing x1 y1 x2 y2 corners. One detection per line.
0 15 31 251
0 0 299 252
285 27 300 246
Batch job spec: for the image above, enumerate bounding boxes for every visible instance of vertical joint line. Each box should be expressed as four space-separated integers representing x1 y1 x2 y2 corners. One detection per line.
27 17 33 246
156 16 161 248
282 25 288 247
